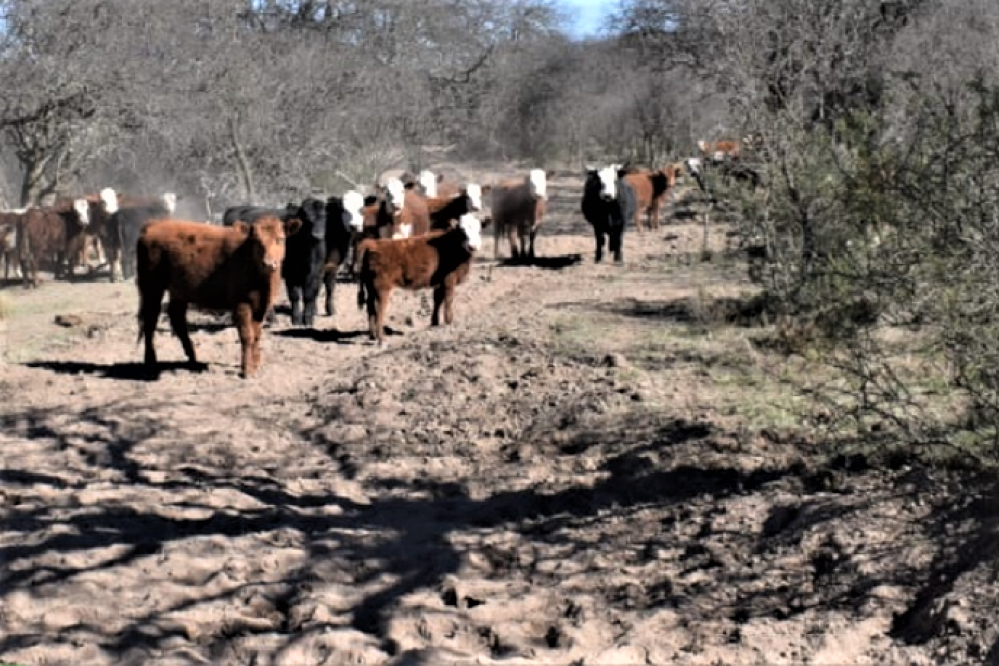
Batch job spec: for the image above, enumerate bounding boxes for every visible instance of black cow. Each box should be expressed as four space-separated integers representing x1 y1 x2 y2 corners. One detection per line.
107 193 177 282
223 198 326 327
581 164 636 264
320 191 367 321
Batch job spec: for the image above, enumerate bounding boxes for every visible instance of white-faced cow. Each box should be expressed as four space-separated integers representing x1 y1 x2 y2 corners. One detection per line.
581 164 636 264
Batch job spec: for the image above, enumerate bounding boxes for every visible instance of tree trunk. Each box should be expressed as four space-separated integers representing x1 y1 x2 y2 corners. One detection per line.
229 113 256 204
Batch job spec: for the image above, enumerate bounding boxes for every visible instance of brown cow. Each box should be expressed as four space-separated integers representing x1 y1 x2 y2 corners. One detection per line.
356 213 483 344
697 140 741 163
375 178 431 239
490 169 548 262
622 164 679 232
135 215 301 378
16 198 90 287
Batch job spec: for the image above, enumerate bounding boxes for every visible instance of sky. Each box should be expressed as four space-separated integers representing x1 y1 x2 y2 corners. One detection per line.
558 0 618 39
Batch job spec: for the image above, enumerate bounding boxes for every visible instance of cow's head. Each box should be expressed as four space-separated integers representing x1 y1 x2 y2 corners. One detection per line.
384 178 406 215
99 187 119 215
417 169 437 197
242 214 291 273
463 182 484 212
342 190 365 232
73 198 90 227
458 212 482 252
299 197 328 241
594 165 618 201
529 169 547 201
162 192 178 214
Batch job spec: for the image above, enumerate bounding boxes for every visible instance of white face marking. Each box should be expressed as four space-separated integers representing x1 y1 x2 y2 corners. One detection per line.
342 190 365 231
73 198 90 226
385 178 406 213
162 192 177 214
100 187 118 214
597 166 617 200
418 170 436 198
686 157 702 175
392 223 413 239
529 169 547 200
458 213 482 250
464 183 482 211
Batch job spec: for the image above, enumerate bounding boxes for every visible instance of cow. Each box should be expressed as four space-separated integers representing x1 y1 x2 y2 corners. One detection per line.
622 164 679 232
697 139 741 164
321 190 365 319
107 192 178 282
16 198 91 287
135 215 302 379
426 183 486 231
69 187 119 275
581 164 636 264
375 177 431 239
356 213 483 345
416 169 443 197
222 199 333 326
490 169 548 262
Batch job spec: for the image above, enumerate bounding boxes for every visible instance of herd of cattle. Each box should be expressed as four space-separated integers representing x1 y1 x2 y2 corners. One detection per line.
0 140 750 378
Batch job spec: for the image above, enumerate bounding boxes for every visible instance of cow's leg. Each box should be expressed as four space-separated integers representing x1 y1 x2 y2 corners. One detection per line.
250 319 264 375
288 282 304 326
493 223 502 262
443 284 456 325
166 299 199 368
371 286 392 345
323 268 336 317
234 303 256 378
593 227 605 263
139 289 165 367
507 224 520 262
610 225 624 264
302 275 321 327
529 227 538 261
431 285 446 326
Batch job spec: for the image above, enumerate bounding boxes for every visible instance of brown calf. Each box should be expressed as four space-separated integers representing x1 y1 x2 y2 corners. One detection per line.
623 164 679 232
135 215 301 378
356 214 484 344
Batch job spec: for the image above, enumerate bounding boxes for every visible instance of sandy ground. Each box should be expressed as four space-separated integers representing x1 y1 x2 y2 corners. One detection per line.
1 171 997 665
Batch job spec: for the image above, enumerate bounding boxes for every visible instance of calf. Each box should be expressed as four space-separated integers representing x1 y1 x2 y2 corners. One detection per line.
376 177 431 239
623 164 679 232
426 183 486 231
135 215 301 379
356 213 483 344
581 164 636 264
107 192 178 282
16 199 91 287
490 169 548 262
322 190 365 319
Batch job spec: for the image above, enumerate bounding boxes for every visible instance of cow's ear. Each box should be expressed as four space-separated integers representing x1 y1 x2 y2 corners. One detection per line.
403 181 416 190
437 173 445 183
480 184 492 195
284 217 303 236
233 220 250 235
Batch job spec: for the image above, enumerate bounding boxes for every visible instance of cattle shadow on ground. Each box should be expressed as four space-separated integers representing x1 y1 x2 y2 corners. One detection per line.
494 253 583 271
25 360 207 381
272 327 369 344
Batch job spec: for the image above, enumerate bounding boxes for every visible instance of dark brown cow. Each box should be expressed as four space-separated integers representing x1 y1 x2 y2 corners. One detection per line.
425 183 487 231
356 213 483 344
135 215 301 379
375 178 431 239
16 198 90 287
62 187 118 275
490 169 548 262
622 164 679 232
